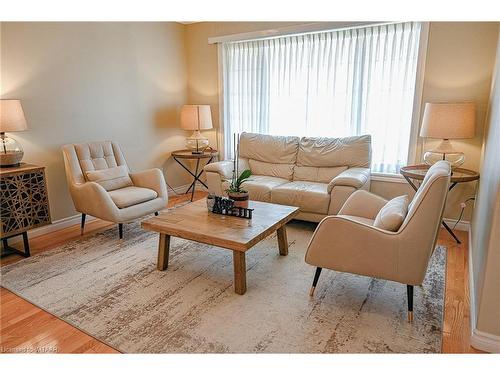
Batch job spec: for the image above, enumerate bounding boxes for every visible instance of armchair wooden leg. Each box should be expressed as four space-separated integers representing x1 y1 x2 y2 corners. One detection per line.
118 223 123 239
407 285 414 323
81 213 86 235
309 267 322 296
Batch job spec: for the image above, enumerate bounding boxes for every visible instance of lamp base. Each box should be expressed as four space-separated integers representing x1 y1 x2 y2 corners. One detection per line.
186 130 209 153
0 133 24 167
423 151 465 168
423 139 465 168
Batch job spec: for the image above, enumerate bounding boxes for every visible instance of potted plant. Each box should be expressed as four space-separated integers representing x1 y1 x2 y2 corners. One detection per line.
227 169 252 208
226 133 252 208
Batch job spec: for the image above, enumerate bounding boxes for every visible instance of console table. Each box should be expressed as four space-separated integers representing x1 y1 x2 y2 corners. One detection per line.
0 163 51 258
400 164 479 244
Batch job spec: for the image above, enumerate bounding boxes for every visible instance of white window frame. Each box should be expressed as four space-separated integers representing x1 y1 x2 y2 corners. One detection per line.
214 22 430 181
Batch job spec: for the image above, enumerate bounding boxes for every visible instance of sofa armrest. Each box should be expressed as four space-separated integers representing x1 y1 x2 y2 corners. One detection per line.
203 160 234 180
327 167 370 193
338 190 388 219
130 168 168 200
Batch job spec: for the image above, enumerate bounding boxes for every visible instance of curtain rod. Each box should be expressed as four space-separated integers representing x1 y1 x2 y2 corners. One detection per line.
208 21 399 44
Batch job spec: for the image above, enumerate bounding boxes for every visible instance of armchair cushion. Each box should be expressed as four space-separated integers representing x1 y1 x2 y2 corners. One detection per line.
327 167 370 193
85 165 133 191
373 195 409 232
338 190 388 219
108 186 158 209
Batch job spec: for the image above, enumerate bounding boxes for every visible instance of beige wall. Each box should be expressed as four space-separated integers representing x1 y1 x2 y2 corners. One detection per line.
1 22 190 221
422 22 499 221
1 22 498 224
471 27 500 339
185 21 499 221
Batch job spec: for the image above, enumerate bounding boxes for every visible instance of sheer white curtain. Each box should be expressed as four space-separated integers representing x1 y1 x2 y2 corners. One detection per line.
221 22 422 173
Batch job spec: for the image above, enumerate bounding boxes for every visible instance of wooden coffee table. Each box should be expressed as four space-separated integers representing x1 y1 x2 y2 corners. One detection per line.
141 200 299 295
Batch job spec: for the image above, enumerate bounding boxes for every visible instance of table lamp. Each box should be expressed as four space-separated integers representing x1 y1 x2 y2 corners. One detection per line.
0 99 28 167
420 102 475 167
180 105 213 154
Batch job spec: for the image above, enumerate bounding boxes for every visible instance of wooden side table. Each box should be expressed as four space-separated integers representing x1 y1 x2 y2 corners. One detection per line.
400 164 479 244
171 149 218 202
0 163 51 258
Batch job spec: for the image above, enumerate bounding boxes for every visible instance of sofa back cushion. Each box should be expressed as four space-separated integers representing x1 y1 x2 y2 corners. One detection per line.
297 134 371 168
248 159 295 180
293 165 348 183
239 132 299 180
239 132 299 164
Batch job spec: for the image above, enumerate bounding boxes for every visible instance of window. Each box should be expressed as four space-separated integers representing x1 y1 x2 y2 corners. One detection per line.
221 22 423 174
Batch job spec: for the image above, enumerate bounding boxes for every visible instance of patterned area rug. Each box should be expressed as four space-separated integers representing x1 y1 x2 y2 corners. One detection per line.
0 218 446 353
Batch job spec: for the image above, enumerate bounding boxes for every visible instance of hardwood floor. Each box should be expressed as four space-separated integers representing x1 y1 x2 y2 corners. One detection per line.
0 191 482 353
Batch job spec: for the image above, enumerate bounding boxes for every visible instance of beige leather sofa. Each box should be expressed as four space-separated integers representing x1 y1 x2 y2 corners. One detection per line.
204 132 371 222
62 141 168 238
305 161 452 322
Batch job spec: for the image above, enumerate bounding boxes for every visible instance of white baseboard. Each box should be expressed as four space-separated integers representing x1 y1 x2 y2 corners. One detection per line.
443 217 470 232
471 329 500 353
7 213 97 245
468 226 500 353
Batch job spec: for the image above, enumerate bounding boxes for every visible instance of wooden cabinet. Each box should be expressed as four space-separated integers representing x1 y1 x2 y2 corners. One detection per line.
0 163 51 257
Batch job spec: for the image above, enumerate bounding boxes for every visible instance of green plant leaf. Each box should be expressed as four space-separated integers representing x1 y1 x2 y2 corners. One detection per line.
237 169 252 183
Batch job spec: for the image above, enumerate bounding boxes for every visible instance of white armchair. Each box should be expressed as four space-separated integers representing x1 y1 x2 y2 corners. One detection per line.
62 141 168 238
305 161 451 322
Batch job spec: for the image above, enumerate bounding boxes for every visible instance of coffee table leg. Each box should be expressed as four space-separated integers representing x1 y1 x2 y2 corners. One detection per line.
233 250 247 295
157 233 171 271
277 226 288 256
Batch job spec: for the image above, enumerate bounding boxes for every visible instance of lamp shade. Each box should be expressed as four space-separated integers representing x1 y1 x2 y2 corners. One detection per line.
180 105 213 131
0 99 28 133
420 102 475 139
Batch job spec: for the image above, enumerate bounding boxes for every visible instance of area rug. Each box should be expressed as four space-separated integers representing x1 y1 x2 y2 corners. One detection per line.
0 218 446 353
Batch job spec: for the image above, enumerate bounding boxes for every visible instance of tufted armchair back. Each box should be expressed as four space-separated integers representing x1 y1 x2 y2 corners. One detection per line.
62 141 129 185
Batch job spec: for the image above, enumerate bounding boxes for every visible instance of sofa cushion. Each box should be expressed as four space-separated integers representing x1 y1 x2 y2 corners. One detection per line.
231 175 290 202
374 195 409 232
297 135 371 168
271 181 330 215
249 159 294 180
85 165 133 191
239 175 290 202
293 165 348 183
239 132 299 164
108 186 158 209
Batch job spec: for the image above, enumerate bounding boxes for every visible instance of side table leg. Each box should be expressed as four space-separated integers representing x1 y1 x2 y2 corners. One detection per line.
191 158 200 202
442 221 461 244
